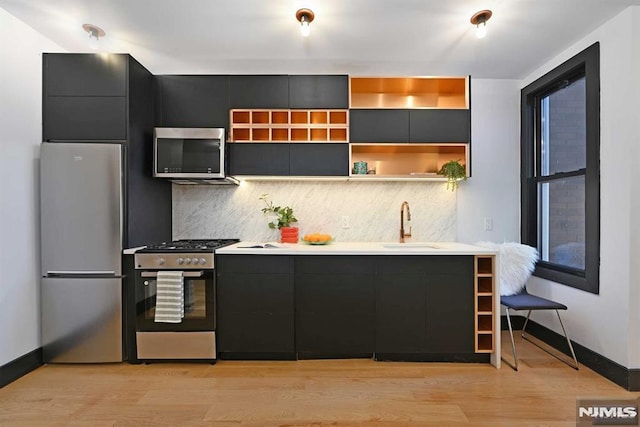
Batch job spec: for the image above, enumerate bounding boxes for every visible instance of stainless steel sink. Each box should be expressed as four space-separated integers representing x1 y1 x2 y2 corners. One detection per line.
382 242 443 249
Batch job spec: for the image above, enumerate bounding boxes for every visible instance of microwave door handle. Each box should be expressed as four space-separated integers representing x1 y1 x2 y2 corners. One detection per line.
140 271 204 278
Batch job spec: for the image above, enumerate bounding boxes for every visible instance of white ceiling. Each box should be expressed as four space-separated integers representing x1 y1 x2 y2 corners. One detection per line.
2 0 639 78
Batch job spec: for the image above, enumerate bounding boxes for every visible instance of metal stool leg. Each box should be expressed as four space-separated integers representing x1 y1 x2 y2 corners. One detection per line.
521 309 579 370
556 310 579 370
501 306 518 371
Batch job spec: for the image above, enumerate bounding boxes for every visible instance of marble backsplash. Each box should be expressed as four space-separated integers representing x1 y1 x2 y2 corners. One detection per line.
172 181 457 242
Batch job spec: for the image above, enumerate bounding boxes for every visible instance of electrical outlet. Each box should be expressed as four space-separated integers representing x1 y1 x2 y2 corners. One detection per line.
341 216 350 228
484 217 493 231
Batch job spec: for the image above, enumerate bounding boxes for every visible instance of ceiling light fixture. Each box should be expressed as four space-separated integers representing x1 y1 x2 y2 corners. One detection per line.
470 10 492 39
82 24 105 49
295 8 315 37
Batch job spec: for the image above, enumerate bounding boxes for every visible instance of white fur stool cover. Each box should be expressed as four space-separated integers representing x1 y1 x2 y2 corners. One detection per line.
474 242 539 296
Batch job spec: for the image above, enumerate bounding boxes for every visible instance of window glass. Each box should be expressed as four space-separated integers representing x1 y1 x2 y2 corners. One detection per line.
541 77 586 176
539 176 585 269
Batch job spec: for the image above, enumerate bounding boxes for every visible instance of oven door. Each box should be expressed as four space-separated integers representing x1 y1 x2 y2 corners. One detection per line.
135 269 215 331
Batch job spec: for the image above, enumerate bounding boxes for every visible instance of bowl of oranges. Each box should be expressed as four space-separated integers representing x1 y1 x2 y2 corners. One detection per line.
302 233 334 245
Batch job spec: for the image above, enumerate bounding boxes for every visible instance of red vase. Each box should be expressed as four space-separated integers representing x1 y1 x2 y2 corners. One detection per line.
280 226 299 243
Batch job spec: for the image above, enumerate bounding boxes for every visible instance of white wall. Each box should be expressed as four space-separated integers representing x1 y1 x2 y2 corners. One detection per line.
0 9 64 366
521 6 640 368
457 79 521 244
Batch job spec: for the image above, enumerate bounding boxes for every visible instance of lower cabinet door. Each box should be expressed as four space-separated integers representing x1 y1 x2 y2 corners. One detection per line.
375 256 476 357
295 256 375 357
424 256 475 354
216 255 295 357
375 274 426 353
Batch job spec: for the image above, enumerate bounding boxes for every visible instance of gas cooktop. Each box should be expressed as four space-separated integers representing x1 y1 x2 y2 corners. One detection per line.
138 239 239 253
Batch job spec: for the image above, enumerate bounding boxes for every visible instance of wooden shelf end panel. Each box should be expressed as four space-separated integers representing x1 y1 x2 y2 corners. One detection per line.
474 255 495 353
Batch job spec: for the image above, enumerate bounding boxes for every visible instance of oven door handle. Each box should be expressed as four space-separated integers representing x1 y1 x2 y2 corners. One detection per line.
140 271 204 278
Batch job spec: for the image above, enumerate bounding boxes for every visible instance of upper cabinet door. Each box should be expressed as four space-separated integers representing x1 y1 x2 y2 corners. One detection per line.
349 109 410 143
229 75 289 108
155 75 229 128
288 75 349 109
44 54 127 97
228 143 290 175
409 110 471 143
44 96 127 140
289 144 349 176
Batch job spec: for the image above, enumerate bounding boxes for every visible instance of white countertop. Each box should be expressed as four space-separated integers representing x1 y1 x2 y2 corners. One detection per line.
216 241 498 256
123 246 146 255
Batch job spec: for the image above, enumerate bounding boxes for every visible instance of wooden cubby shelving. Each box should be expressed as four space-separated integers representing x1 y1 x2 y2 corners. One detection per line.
349 76 469 109
474 255 495 353
230 109 349 143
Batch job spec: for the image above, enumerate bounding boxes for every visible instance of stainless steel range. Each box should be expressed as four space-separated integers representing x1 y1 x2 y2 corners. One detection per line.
133 239 238 362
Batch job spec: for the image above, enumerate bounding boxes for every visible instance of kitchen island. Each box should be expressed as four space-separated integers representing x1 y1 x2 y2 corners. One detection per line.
215 242 500 367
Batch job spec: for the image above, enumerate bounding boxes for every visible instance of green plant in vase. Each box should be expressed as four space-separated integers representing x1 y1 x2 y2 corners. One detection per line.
437 160 467 191
259 194 299 243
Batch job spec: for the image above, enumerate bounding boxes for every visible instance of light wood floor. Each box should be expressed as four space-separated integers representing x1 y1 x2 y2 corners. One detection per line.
1 333 639 426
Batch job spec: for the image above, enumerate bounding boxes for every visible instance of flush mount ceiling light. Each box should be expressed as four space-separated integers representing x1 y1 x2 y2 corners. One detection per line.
295 8 315 37
470 9 492 39
82 23 105 49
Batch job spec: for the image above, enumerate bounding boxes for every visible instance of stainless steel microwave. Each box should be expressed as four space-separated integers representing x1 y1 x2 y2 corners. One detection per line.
153 127 226 179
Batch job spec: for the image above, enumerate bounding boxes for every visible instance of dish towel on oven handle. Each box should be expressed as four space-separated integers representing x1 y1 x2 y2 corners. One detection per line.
154 271 184 323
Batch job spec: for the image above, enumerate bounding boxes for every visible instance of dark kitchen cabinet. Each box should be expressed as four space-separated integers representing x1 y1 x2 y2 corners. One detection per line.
409 110 471 143
350 109 470 144
375 258 427 354
229 75 289 109
155 75 229 129
229 143 348 177
228 143 290 175
44 96 127 140
295 256 375 358
375 256 478 360
42 53 172 247
214 253 486 362
44 53 127 97
216 255 295 358
425 265 475 354
289 143 349 176
349 109 410 143
288 75 349 109
43 53 129 141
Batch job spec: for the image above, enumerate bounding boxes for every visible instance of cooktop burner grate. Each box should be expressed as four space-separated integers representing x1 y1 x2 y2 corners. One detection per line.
139 239 239 253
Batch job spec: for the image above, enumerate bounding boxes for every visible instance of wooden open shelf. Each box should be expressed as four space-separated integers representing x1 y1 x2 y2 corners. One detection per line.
350 76 469 109
474 255 495 353
230 109 349 143
349 143 467 178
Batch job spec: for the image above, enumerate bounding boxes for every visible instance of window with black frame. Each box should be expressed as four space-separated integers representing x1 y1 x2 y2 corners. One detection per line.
521 42 600 294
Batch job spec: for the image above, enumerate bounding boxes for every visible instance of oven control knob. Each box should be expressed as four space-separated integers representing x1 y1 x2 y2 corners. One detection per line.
199 258 207 265
158 258 165 266
177 258 184 265
185 258 192 264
